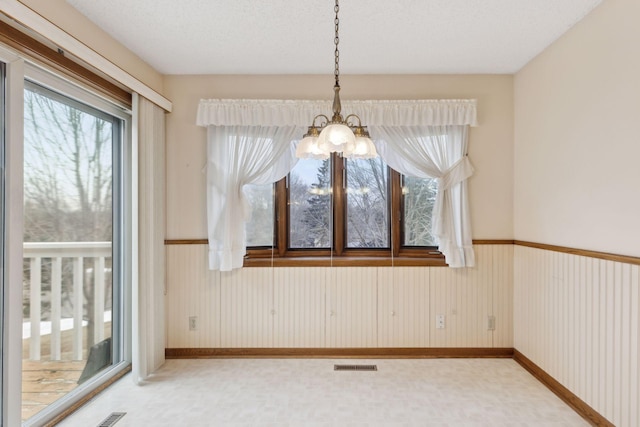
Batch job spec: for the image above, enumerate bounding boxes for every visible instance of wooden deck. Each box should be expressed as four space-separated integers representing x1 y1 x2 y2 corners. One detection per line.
22 359 85 421
21 323 111 422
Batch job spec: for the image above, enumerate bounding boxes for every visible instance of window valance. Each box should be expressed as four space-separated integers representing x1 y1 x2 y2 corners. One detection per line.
197 99 477 128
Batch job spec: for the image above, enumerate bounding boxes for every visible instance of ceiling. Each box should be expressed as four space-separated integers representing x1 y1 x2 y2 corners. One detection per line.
65 0 602 75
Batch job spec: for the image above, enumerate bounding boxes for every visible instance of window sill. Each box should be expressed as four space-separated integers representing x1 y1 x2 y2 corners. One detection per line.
242 255 447 268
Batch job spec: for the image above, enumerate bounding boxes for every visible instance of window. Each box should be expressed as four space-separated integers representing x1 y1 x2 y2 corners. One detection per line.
244 183 274 247
289 158 332 249
0 61 5 424
401 175 437 247
345 157 389 248
245 153 443 265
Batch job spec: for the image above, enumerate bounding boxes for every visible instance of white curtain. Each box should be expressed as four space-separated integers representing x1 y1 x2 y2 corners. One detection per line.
197 98 477 270
206 125 301 271
370 125 474 267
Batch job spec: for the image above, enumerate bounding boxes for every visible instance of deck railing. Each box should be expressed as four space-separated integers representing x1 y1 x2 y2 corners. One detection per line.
23 241 112 361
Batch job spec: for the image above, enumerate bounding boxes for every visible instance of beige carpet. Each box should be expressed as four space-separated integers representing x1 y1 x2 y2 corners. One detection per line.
57 358 588 426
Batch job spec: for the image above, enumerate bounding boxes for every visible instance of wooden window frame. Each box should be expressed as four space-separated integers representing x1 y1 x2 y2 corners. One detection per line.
245 153 446 267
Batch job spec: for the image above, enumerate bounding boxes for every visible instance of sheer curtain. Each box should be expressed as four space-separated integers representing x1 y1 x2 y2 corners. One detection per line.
371 125 474 267
206 125 300 271
197 98 477 270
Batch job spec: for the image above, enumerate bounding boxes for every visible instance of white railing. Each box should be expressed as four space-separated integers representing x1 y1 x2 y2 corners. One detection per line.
23 242 112 361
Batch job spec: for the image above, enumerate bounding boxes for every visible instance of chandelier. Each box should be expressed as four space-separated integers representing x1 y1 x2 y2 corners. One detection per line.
295 0 377 160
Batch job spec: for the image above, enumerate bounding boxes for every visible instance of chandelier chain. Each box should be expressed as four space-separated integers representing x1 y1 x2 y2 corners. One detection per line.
334 0 340 85
296 0 377 160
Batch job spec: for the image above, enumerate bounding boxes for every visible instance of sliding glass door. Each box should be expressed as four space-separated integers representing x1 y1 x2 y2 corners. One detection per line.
0 60 5 427
21 73 129 424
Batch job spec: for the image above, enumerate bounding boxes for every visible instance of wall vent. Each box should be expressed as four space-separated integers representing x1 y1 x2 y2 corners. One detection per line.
334 364 377 371
97 412 126 427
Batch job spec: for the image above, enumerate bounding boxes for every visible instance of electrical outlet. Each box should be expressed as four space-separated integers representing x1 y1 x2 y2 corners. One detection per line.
487 315 496 331
189 316 197 331
435 314 445 329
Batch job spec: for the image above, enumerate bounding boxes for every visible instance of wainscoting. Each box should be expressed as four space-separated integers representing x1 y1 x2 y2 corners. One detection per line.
514 245 639 427
166 241 639 425
165 244 513 350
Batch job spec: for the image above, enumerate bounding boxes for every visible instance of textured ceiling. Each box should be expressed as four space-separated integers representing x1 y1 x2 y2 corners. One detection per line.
65 0 602 75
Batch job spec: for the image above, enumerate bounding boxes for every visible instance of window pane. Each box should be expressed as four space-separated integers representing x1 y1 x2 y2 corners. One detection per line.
346 158 389 248
244 183 274 247
0 62 4 423
402 175 437 246
22 83 121 421
289 158 332 249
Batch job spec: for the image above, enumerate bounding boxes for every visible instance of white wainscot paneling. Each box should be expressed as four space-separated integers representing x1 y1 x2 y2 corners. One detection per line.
377 267 430 347
165 244 514 351
165 245 221 348
220 267 273 347
490 245 514 348
326 268 378 347
272 268 326 347
514 246 639 427
430 245 506 348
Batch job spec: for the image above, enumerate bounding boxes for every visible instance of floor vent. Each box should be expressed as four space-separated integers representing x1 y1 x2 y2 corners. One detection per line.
334 364 377 371
97 412 126 427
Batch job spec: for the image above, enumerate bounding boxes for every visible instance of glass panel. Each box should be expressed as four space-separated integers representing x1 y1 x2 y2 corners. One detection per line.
22 82 120 422
289 158 332 249
402 175 437 246
346 158 389 248
244 183 274 247
0 62 5 424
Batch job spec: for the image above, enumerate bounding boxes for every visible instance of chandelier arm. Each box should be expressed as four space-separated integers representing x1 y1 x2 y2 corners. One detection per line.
312 114 331 128
344 114 363 128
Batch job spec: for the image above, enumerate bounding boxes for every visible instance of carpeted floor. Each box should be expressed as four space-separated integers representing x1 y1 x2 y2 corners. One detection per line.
57 358 589 426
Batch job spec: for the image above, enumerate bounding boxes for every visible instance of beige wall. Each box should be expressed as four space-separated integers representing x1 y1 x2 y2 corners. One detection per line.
514 2 640 426
18 0 164 94
164 74 514 239
164 75 515 355
514 0 640 257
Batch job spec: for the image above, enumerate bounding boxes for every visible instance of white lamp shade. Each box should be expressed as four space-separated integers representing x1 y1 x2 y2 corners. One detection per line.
296 136 330 159
350 136 377 159
317 123 355 154
298 123 377 159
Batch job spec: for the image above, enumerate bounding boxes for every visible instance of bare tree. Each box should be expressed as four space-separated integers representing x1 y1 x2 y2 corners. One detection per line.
300 159 332 248
402 176 437 246
288 173 317 248
345 157 388 247
244 183 274 247
23 87 114 347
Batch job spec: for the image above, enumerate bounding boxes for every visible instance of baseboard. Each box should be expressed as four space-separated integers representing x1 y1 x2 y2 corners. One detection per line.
513 349 613 427
165 347 514 359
